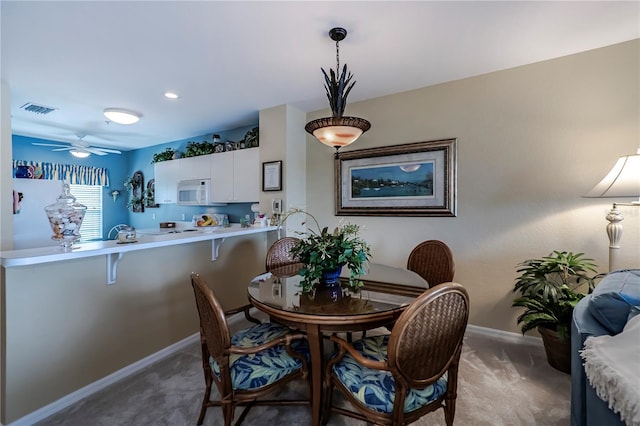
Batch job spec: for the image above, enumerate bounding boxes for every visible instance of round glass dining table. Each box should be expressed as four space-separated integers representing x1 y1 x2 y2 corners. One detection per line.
247 263 427 426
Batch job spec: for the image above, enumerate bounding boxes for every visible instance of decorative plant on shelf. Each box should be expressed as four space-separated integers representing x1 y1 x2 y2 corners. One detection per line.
243 127 259 148
512 250 600 373
151 148 179 163
185 140 215 157
281 208 371 294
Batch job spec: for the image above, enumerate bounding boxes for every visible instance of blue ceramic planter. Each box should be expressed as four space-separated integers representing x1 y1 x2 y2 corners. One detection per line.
320 266 343 286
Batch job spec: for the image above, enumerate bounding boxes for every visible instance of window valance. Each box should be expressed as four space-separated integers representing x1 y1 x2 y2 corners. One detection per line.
12 160 110 186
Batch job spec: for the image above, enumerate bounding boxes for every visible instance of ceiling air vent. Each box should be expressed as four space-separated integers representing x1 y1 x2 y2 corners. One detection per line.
20 102 57 115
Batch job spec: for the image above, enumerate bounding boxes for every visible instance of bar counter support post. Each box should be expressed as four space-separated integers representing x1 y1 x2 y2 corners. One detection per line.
106 252 124 285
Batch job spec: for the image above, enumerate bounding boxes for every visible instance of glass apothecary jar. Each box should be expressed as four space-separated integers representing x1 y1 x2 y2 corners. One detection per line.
45 183 87 249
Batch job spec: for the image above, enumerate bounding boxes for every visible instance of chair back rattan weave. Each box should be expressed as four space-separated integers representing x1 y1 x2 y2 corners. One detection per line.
266 237 302 271
388 283 469 388
407 240 455 286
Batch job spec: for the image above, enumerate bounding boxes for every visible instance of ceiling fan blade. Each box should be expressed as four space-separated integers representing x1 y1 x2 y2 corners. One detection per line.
95 148 122 154
85 147 108 156
51 147 73 151
32 142 68 148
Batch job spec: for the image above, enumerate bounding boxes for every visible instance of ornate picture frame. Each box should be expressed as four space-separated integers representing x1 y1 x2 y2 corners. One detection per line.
335 139 457 216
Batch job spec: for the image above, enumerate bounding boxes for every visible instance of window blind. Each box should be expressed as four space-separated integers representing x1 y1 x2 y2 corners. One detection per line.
69 184 103 242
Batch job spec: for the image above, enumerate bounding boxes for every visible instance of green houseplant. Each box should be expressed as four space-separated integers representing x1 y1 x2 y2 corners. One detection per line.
512 250 599 373
151 147 178 163
185 140 215 157
282 209 371 294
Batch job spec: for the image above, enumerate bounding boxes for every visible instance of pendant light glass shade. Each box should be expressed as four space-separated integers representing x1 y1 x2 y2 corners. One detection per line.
305 117 371 148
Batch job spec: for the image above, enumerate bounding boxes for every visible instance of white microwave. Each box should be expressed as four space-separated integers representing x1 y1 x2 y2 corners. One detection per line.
177 179 210 206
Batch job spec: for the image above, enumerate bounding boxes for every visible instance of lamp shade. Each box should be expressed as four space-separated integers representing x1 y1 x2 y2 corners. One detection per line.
585 152 640 198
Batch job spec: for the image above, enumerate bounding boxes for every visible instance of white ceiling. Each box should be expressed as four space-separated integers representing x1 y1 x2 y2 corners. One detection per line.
2 1 638 151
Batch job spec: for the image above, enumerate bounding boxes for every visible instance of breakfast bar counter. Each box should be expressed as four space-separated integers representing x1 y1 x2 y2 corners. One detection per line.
1 224 278 268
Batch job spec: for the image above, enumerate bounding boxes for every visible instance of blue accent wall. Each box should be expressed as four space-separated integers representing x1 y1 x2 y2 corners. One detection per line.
12 135 130 238
12 123 258 239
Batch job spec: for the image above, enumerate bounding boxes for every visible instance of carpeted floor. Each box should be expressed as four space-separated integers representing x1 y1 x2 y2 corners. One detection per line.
35 327 571 426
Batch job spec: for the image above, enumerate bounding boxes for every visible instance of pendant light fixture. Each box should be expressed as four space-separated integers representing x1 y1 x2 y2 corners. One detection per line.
305 27 371 155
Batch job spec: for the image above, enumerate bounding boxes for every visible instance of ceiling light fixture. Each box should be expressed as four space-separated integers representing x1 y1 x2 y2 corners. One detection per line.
103 108 141 125
164 91 180 99
305 27 371 155
70 149 91 158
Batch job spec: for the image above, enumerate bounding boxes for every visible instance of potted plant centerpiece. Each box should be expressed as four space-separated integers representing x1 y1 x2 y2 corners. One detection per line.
512 250 599 373
281 209 371 295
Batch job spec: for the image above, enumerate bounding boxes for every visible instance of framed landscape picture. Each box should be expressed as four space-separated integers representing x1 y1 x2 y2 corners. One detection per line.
335 139 457 216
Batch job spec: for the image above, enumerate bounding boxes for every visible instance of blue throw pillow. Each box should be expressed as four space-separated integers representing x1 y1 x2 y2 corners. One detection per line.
589 269 640 335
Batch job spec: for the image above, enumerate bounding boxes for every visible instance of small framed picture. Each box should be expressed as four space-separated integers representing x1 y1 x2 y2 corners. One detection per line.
262 160 282 191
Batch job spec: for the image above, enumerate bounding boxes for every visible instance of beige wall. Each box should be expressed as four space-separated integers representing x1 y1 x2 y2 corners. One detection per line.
2 233 268 423
305 40 640 332
259 104 307 237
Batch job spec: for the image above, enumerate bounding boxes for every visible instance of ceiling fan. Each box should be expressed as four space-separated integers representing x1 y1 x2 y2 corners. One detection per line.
32 133 122 157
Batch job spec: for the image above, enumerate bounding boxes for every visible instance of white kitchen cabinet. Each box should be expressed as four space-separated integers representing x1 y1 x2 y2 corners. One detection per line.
210 148 259 203
179 154 212 181
210 151 234 202
233 148 259 202
154 159 180 204
155 148 259 204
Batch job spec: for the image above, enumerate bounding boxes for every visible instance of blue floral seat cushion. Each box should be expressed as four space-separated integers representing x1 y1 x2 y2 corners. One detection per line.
210 322 308 391
331 335 448 414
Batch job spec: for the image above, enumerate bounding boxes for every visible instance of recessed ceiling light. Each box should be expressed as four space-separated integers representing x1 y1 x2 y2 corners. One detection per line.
164 92 180 99
103 108 141 125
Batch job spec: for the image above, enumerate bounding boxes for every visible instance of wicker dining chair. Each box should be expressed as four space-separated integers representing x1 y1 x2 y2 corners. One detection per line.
265 237 303 275
407 240 455 287
190 273 310 426
323 282 470 426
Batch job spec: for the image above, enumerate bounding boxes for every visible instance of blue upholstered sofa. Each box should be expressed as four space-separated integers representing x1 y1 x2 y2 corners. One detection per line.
571 269 640 426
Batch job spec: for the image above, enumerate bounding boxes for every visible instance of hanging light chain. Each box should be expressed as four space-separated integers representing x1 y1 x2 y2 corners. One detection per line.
335 38 340 73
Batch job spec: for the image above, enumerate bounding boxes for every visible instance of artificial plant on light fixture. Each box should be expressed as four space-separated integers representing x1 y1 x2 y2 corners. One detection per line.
305 27 371 155
584 148 640 271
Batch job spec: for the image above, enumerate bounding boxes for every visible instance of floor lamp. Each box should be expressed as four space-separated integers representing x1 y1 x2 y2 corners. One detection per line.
585 149 640 272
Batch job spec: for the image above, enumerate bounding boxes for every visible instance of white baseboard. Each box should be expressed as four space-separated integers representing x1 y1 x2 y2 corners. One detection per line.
8 318 536 425
8 333 200 426
466 323 542 347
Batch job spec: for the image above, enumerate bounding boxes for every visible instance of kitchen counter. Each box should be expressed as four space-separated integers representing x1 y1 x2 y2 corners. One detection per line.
1 224 278 268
